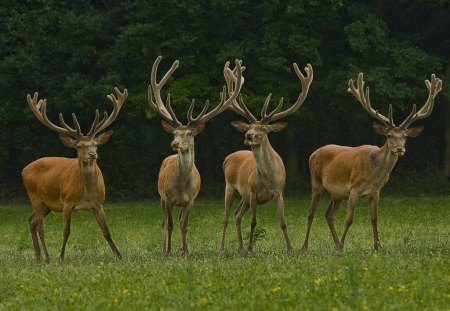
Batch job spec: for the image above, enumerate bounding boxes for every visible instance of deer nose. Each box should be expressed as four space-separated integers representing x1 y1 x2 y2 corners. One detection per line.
88 151 97 157
245 133 252 140
171 141 179 148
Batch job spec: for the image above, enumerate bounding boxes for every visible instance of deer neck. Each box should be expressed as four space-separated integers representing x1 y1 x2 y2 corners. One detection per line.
78 159 99 199
372 143 398 181
251 136 278 177
176 146 195 180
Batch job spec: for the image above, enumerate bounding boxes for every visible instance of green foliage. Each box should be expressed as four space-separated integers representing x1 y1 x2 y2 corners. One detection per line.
0 0 449 200
0 197 448 309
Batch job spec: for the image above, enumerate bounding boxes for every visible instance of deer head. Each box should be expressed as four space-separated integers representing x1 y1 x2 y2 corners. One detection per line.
348 73 442 156
225 62 313 146
27 88 128 163
148 56 243 152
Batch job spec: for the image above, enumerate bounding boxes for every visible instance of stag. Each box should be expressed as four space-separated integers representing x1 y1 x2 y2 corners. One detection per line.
301 73 442 251
22 88 127 261
221 62 313 253
148 56 243 256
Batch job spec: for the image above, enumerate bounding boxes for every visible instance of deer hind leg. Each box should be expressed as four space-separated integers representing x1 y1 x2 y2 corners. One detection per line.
179 201 194 256
221 184 235 251
35 206 50 263
28 212 41 260
301 185 324 251
165 202 174 256
339 191 359 251
234 200 249 252
369 193 382 251
325 199 343 248
161 198 168 255
93 206 122 259
276 195 293 253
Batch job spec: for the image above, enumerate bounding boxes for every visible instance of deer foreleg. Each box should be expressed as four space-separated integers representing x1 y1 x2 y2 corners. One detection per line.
180 201 194 256
93 207 122 259
221 185 235 251
276 194 293 253
247 196 257 252
369 193 382 251
235 200 249 251
28 213 41 260
60 206 73 260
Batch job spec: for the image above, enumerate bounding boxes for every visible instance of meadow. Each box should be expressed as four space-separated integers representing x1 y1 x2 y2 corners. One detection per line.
0 196 448 310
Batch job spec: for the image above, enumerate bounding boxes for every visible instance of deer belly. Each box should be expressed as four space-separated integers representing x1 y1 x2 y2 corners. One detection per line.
256 189 275 204
170 192 192 206
324 183 350 199
74 202 97 211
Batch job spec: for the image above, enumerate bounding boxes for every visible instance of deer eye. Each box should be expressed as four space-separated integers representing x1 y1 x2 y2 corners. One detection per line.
187 131 192 136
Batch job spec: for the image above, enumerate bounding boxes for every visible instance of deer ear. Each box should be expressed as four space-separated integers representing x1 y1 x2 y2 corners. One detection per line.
161 120 176 133
192 122 205 135
373 123 387 136
95 130 113 145
405 126 424 137
268 122 287 132
231 121 249 132
59 134 78 147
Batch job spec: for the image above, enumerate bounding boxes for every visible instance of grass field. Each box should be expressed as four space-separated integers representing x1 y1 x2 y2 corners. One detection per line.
0 196 449 310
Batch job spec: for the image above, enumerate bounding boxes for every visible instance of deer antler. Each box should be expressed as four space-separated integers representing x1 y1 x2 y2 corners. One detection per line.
399 74 443 129
348 73 394 128
225 62 313 124
88 87 128 136
148 56 243 126
187 59 243 126
27 92 83 138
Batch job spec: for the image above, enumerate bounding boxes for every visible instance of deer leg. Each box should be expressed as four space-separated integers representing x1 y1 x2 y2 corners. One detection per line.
166 202 174 256
247 196 257 252
36 210 50 263
369 193 382 251
180 201 194 256
301 186 323 251
235 200 249 251
221 185 235 251
325 199 343 248
28 213 41 260
92 207 122 259
60 206 73 260
161 198 168 255
339 191 359 251
276 195 293 253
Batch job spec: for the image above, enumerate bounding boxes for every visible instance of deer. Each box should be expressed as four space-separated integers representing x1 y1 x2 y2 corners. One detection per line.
148 56 243 256
22 87 127 262
301 73 442 252
220 62 313 253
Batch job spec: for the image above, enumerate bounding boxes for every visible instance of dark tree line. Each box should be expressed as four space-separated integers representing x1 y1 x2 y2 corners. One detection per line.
1 0 449 200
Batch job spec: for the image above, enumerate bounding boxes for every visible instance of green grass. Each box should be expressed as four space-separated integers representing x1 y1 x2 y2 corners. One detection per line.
0 196 449 310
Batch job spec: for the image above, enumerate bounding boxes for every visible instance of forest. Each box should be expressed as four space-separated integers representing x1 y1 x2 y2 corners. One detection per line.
1 0 449 200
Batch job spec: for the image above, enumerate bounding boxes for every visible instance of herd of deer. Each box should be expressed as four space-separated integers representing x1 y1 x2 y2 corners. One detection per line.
21 56 442 261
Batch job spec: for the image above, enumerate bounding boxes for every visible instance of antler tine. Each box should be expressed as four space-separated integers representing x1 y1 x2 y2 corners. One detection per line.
87 110 100 136
27 92 81 137
261 93 272 121
348 72 392 127
400 74 442 128
266 63 314 123
189 59 244 125
165 93 182 126
264 97 284 121
148 56 181 125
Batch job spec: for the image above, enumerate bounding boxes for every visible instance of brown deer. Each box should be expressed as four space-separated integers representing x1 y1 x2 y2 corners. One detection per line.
22 87 127 261
301 73 442 252
148 56 243 256
221 62 313 253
